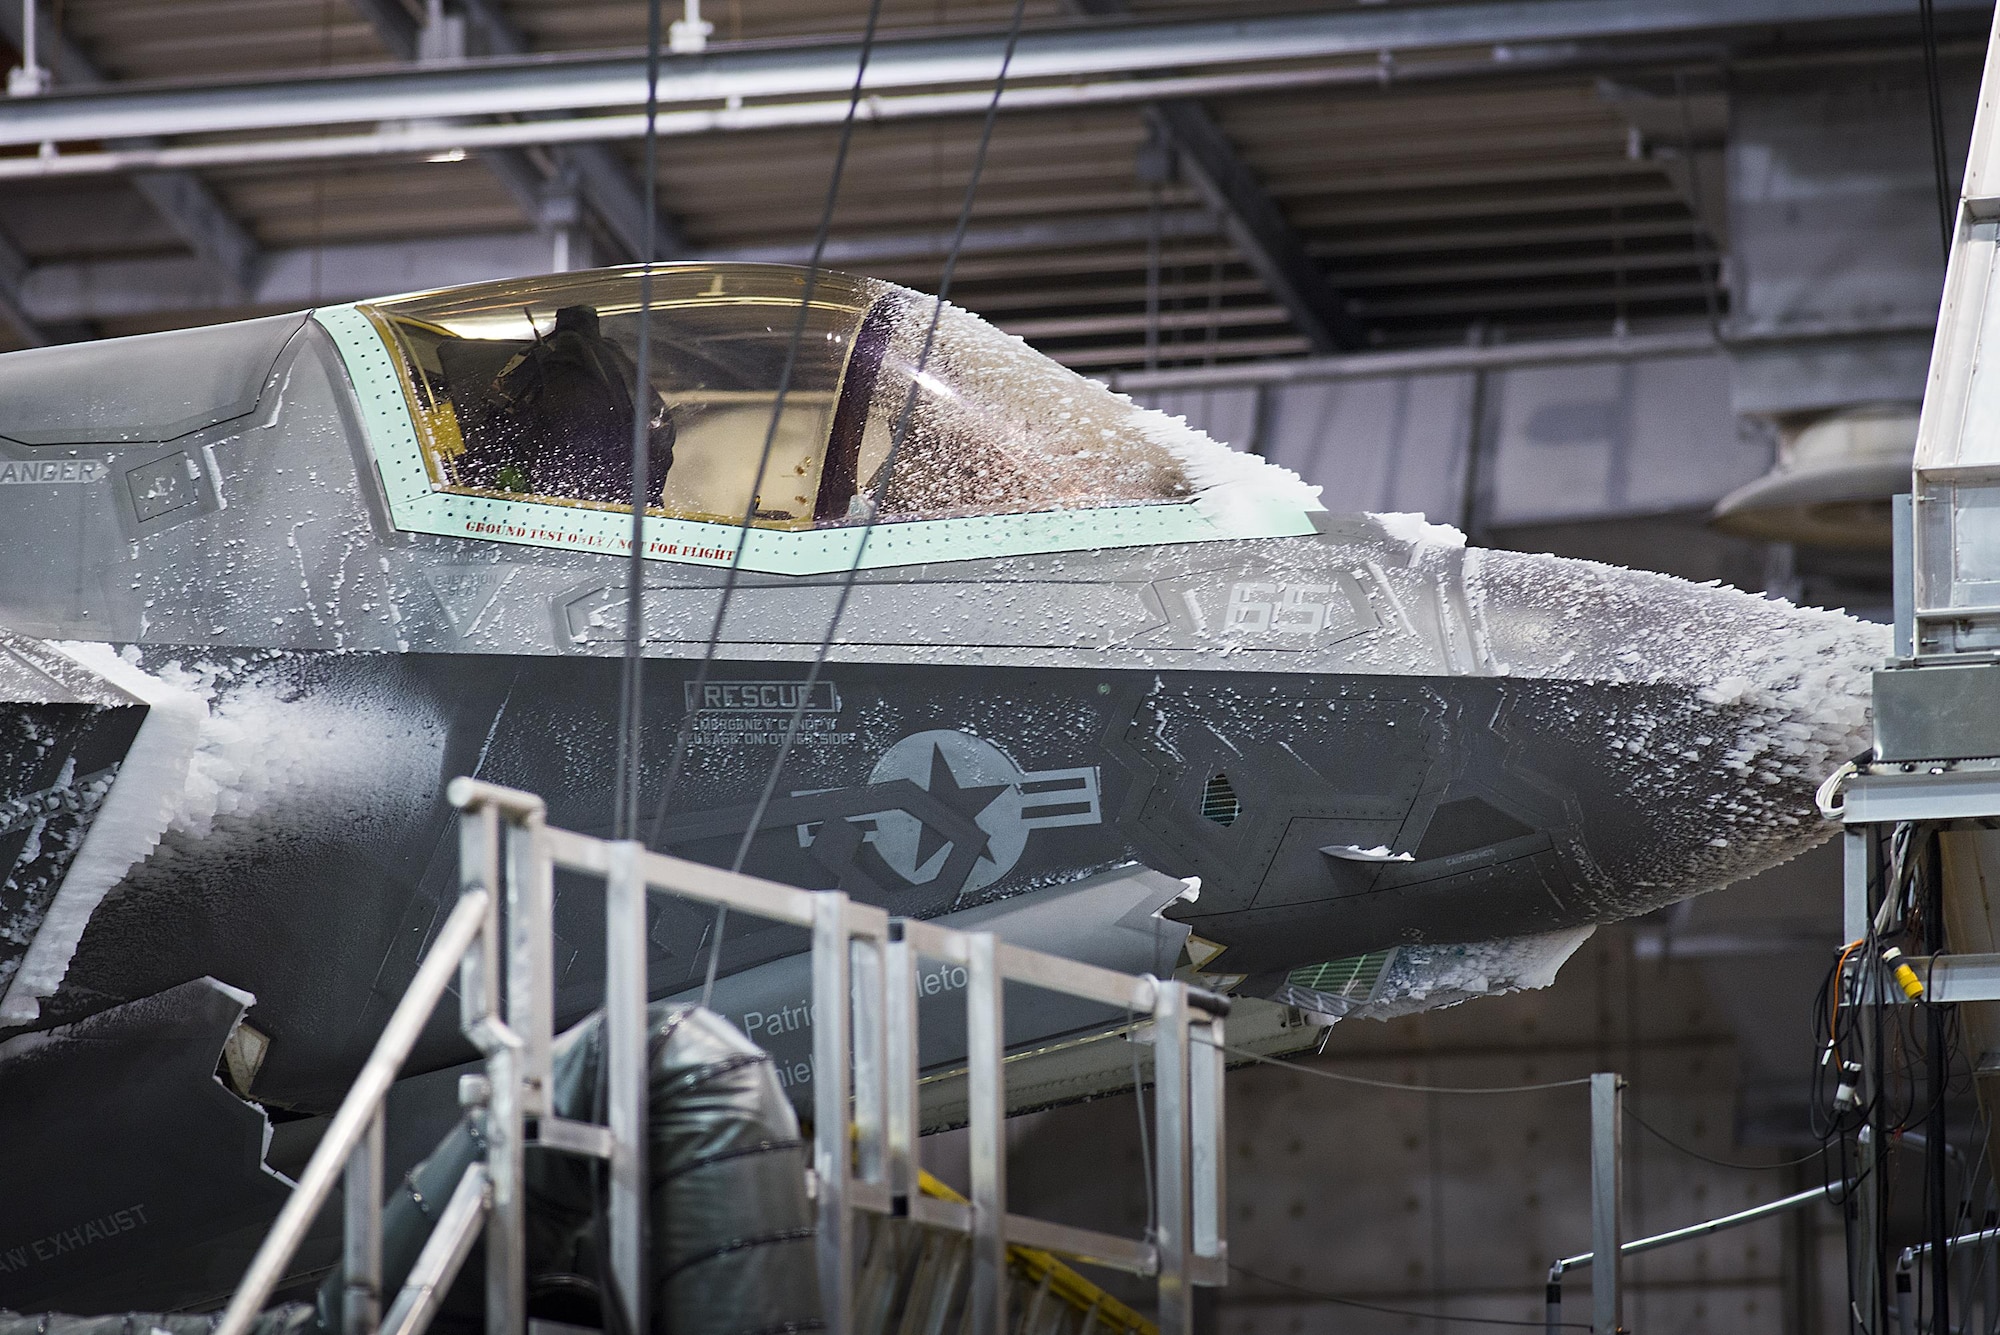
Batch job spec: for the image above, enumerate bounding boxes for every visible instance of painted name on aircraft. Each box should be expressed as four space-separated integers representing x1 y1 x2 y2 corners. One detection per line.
0 1202 149 1272
687 681 841 713
691 715 858 748
0 459 106 486
741 964 967 1042
743 963 971 1091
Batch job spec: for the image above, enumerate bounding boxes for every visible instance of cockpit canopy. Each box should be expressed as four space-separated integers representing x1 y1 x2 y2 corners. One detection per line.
361 264 1195 532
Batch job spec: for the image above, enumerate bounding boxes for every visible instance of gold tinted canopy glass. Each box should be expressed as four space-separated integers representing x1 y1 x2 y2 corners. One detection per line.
360 262 1192 533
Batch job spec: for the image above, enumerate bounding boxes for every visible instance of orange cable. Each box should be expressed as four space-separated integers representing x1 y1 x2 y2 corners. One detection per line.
1830 937 1866 1041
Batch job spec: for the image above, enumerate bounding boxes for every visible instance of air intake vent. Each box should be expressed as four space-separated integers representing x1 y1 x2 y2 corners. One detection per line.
1278 949 1400 1017
1286 951 1394 1001
1200 773 1239 825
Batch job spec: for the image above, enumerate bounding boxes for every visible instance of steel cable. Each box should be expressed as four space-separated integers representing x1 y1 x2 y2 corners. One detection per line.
693 0 1031 1008
1209 1040 1593 1095
646 0 891 863
613 0 665 841
1229 1264 1591 1330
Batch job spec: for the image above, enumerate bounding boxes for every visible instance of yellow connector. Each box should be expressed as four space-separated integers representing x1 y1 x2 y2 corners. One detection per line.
1883 946 1925 1000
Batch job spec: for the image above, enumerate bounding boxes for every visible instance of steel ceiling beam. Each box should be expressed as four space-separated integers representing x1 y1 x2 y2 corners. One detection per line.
345 0 677 261
0 0 1987 150
0 2 258 293
1106 328 1723 392
456 0 679 261
1147 101 1359 352
0 65 1437 179
1069 0 1358 352
17 211 1223 323
340 0 550 226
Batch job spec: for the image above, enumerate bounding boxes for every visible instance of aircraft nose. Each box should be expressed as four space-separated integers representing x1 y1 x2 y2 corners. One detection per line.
1462 545 1884 905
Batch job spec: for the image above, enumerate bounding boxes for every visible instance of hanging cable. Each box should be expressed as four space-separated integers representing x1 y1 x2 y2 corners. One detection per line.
1201 220 1225 369
1673 69 1725 338
654 0 887 1012
1229 1265 1590 1330
613 0 665 841
726 0 1028 858
1144 182 1163 373
713 0 1031 966
1918 824 1954 1335
1127 988 1159 1249
1625 1108 1827 1171
602 2 663 1327
647 0 889 867
1919 0 1955 260
1209 1041 1592 1095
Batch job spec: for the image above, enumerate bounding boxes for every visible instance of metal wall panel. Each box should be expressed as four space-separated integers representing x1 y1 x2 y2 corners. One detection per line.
1485 353 1763 526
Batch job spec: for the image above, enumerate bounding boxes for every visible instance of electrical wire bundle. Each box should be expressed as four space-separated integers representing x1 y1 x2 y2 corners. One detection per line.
1814 820 1987 1335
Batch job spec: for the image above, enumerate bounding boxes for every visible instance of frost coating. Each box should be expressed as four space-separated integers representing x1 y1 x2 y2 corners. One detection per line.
856 288 1319 518
120 654 450 867
0 643 206 1023
1349 927 1596 1021
147 660 418 841
0 646 450 1023
1464 548 1884 910
1369 511 1467 558
835 287 1321 522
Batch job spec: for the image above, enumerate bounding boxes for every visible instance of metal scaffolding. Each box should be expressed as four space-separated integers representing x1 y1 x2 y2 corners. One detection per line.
211 777 1228 1335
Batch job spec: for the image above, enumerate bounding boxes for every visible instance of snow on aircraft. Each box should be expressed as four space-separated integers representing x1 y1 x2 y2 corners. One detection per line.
0 264 1878 1309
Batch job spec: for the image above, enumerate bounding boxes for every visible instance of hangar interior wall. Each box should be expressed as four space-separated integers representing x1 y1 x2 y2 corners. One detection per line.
1139 351 1766 535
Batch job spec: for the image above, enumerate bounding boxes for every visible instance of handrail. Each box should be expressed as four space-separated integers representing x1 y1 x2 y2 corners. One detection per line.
221 778 1227 1335
214 887 499 1335
1899 1219 2000 1268
1553 1179 1844 1273
379 1164 494 1335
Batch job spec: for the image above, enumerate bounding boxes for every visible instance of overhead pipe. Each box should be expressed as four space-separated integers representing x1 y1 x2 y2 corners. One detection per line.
0 65 1413 179
0 0 1988 151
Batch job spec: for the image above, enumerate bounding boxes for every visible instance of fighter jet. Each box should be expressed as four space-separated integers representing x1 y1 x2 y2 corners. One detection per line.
0 263 1879 1310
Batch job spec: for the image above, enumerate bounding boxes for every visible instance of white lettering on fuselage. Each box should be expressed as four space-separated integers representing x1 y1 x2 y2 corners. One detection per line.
0 1203 149 1272
1224 581 1339 636
0 459 106 486
739 964 969 1092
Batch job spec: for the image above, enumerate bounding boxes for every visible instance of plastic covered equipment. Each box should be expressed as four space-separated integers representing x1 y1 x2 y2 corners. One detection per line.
316 1003 821 1335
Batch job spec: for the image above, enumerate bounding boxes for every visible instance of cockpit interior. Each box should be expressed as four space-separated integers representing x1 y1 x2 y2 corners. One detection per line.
361 264 1196 533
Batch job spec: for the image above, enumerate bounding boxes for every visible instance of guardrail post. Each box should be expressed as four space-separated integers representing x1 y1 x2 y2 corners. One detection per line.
883 926 919 1202
343 1103 385 1335
1153 980 1193 1335
1590 1072 1624 1335
1189 1006 1225 1278
966 933 1007 1335
851 927 887 1193
483 991 525 1335
506 812 555 1117
813 893 854 1335
605 841 649 1335
457 800 501 1035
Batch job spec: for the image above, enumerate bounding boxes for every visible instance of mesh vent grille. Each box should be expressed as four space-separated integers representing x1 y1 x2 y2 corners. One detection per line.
1286 950 1395 1002
1200 772 1239 825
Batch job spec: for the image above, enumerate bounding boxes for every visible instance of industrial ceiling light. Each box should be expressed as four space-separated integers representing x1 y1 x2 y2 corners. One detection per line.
1709 402 1915 550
